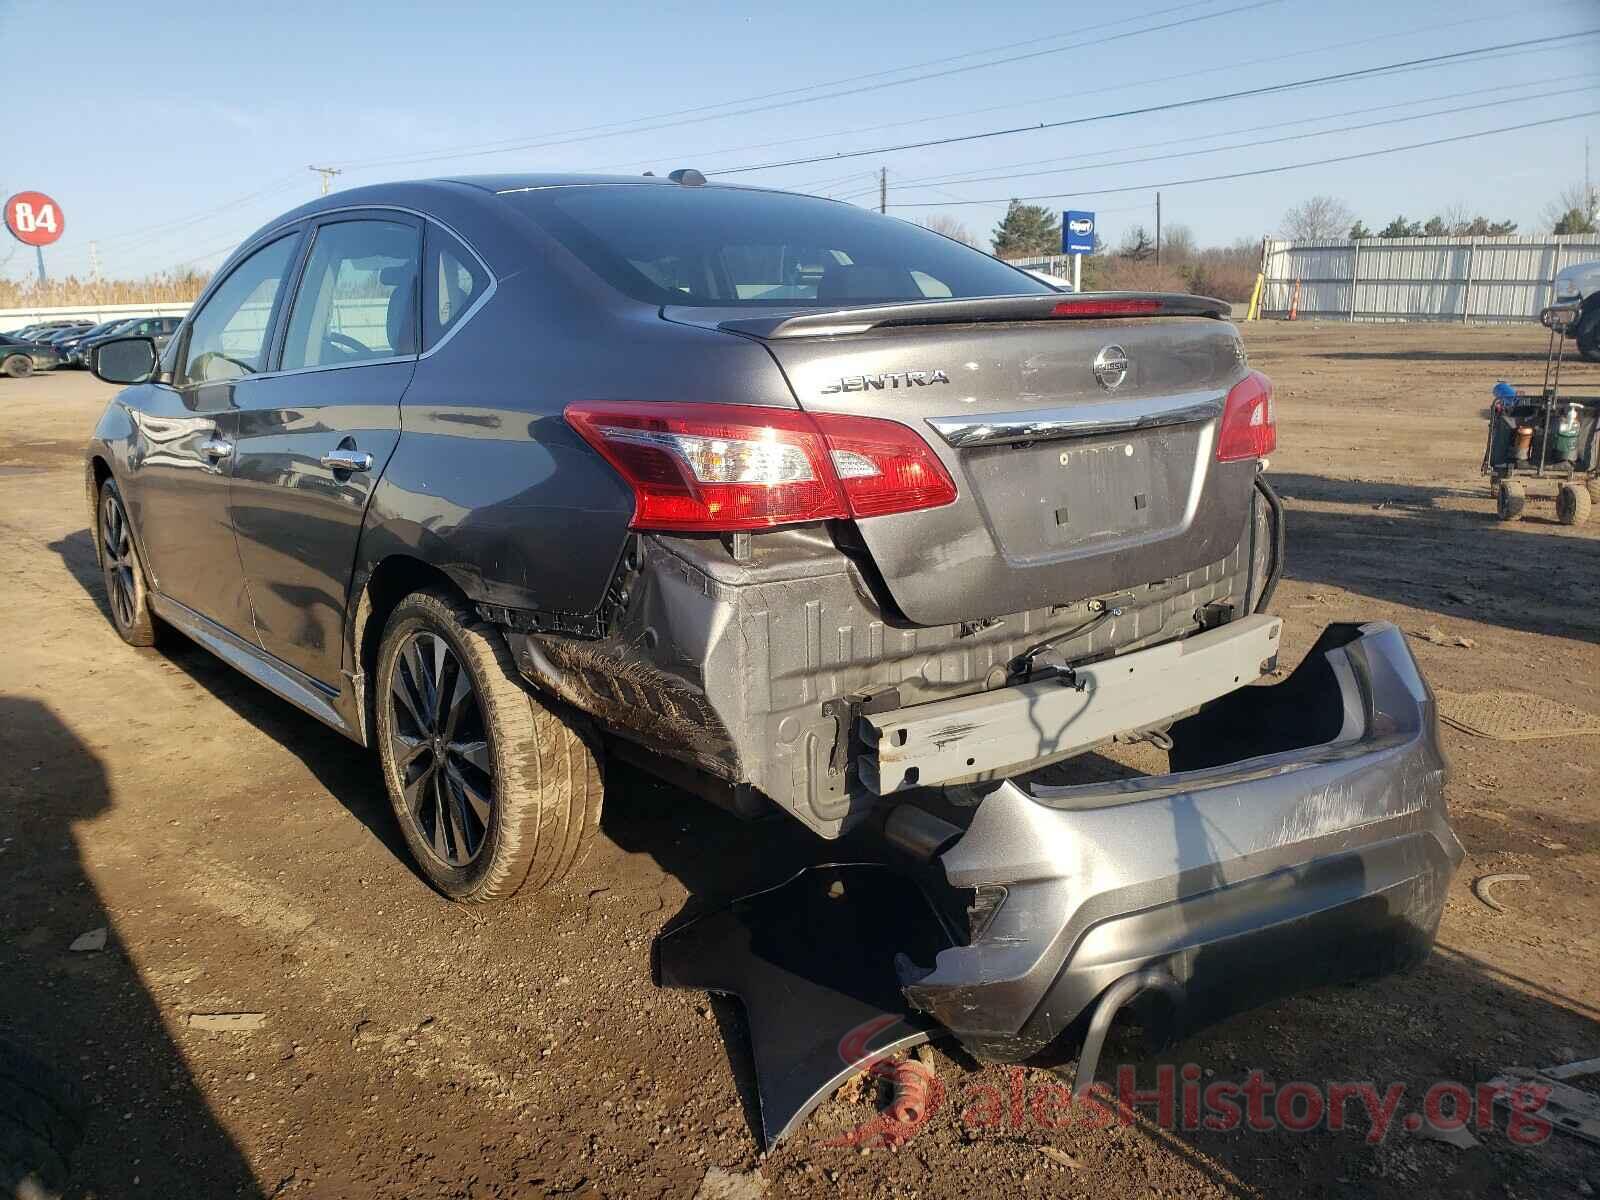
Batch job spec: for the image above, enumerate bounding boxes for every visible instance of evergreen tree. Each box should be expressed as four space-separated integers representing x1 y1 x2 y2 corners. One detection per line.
991 201 1062 257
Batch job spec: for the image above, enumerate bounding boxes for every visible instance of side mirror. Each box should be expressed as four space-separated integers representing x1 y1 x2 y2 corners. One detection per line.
91 336 158 385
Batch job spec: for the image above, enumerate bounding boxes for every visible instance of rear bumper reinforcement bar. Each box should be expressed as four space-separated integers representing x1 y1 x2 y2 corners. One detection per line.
858 613 1283 793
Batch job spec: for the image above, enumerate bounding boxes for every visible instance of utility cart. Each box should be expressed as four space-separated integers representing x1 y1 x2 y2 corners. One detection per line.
1483 304 1600 525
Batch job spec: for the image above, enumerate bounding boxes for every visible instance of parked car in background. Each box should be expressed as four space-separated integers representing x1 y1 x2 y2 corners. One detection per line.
53 321 125 366
0 333 62 377
8 321 89 344
1022 267 1075 291
1552 259 1600 361
79 315 182 366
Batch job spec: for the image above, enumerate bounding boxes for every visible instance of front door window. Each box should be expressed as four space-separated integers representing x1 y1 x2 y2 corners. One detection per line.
178 235 299 387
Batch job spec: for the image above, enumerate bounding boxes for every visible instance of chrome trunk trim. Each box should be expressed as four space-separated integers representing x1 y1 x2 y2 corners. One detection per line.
926 390 1224 448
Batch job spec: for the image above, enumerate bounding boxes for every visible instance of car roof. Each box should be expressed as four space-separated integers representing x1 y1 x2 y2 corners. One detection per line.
249 172 793 231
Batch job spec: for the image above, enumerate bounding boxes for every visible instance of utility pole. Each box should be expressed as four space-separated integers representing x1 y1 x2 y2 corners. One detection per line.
308 165 342 196
1155 192 1162 267
879 167 886 214
89 240 101 284
1587 137 1594 224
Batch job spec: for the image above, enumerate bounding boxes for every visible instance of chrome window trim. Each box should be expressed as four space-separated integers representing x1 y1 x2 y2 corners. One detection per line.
180 203 498 382
926 390 1226 449
222 354 419 385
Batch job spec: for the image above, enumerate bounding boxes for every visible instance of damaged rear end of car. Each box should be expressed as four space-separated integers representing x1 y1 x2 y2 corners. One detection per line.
487 181 1459 1133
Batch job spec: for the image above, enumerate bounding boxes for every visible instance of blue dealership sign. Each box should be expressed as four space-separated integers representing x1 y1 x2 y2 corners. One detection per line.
1063 210 1095 254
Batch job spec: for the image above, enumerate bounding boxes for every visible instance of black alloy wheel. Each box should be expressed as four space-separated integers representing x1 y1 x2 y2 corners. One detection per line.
387 630 494 867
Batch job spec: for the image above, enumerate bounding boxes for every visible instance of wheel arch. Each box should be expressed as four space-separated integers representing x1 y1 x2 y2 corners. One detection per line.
345 553 476 746
86 455 114 567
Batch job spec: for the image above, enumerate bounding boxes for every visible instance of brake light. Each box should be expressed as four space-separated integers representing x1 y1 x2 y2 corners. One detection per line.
563 401 957 531
1216 370 1276 462
1051 298 1163 317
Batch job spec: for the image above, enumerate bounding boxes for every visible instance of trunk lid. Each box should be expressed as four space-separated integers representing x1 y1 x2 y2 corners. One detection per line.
666 297 1258 626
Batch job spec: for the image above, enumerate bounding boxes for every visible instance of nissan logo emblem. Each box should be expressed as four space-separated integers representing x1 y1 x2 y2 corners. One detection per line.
1093 345 1129 390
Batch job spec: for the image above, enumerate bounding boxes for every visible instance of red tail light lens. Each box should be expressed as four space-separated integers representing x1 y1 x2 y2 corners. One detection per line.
811 411 958 518
1216 370 1276 462
1051 298 1163 317
563 402 957 531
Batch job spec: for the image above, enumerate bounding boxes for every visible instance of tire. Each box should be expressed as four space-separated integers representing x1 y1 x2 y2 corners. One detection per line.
1586 477 1600 507
1557 482 1592 526
97 479 158 646
1576 308 1600 364
1495 480 1526 522
0 1037 86 1200
374 590 602 903
1 354 33 379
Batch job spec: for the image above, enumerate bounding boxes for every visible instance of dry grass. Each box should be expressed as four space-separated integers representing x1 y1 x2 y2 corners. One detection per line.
0 272 210 309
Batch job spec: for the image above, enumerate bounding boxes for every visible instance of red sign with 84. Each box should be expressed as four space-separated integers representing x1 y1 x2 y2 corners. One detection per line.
5 192 64 247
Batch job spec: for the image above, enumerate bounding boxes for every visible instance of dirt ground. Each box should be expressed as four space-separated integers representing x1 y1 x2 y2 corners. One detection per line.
2 321 1597 1199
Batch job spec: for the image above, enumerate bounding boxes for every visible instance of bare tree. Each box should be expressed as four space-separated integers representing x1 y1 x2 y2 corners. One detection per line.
1542 182 1600 233
1439 200 1474 235
1279 195 1355 241
919 214 979 248
1161 223 1197 264
1118 225 1155 261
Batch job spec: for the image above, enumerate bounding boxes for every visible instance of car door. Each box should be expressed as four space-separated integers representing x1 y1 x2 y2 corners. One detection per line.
228 212 421 686
124 231 303 635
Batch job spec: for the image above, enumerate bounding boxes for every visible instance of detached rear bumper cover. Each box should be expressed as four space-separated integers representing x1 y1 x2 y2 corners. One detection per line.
904 620 1463 1061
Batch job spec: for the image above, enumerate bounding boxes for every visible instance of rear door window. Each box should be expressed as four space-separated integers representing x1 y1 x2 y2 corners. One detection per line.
279 218 420 371
423 226 490 349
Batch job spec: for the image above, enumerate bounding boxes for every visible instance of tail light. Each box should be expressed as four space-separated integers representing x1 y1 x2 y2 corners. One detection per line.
1216 370 1276 462
563 401 957 531
1051 298 1163 317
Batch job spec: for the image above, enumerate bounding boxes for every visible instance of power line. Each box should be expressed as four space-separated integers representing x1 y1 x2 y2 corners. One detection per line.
55 3 1583 269
583 0 1592 181
92 173 303 247
840 70 1597 196
857 84 1597 201
707 29 1599 177
883 110 1600 207
332 0 1228 172
329 0 1277 173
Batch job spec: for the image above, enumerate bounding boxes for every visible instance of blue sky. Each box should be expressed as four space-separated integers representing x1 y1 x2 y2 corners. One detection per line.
4 0 1597 282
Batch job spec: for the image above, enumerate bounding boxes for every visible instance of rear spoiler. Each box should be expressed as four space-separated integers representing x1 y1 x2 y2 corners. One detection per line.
718 292 1229 340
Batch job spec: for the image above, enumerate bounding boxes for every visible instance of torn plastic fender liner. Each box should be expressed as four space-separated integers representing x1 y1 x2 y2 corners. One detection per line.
655 864 953 1148
900 620 1464 1063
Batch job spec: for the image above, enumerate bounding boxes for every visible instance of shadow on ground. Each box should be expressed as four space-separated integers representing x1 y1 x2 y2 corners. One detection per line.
1269 473 1600 645
0 696 264 1197
48 529 410 869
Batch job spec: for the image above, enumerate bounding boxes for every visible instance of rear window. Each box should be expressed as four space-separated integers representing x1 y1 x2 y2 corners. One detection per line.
504 185 1050 308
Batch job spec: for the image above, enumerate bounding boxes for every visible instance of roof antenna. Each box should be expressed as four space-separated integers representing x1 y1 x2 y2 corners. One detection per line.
642 171 655 176
668 169 706 187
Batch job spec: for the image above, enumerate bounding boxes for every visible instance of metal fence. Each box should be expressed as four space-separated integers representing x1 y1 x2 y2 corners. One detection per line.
0 300 193 328
1259 234 1600 324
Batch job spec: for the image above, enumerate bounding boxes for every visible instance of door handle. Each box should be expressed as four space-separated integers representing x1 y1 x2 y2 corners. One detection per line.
321 448 373 472
199 437 232 461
